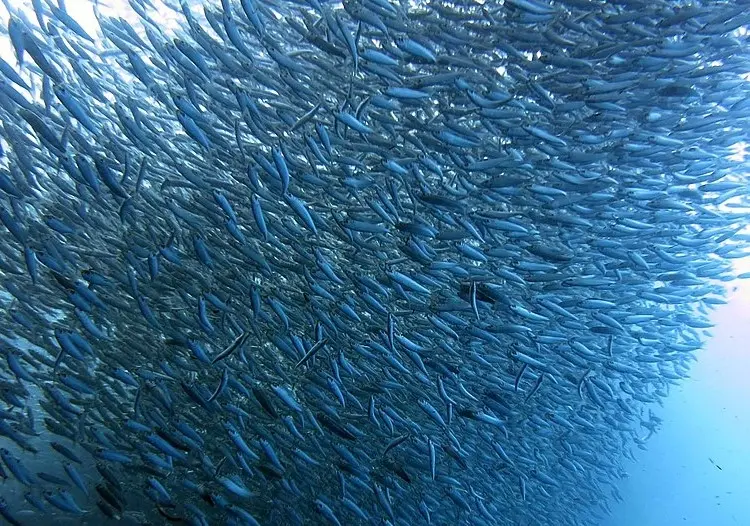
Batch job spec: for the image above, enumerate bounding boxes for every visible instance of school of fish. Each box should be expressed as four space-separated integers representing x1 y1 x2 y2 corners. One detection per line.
0 0 749 524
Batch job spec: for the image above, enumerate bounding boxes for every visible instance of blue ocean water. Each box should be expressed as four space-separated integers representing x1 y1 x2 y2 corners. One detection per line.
605 280 750 526
0 0 748 525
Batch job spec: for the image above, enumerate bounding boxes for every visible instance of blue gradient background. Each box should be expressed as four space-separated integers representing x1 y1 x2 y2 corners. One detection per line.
605 278 750 526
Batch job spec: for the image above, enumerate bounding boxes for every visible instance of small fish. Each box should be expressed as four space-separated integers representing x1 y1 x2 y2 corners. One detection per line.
0 3 744 526
212 332 251 364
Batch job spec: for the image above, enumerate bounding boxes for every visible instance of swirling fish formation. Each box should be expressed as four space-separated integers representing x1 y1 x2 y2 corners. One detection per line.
0 0 749 525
